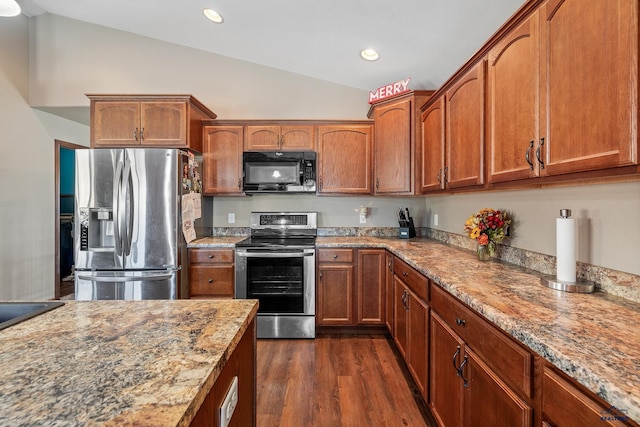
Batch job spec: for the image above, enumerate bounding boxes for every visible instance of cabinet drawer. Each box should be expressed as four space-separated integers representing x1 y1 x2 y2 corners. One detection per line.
542 365 629 427
190 265 234 298
189 248 234 264
394 257 428 301
431 283 533 398
317 248 354 263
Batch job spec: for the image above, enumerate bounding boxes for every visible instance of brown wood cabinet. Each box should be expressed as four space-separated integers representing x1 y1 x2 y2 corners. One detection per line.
392 257 429 400
317 124 373 194
542 364 636 427
202 125 244 195
88 95 216 152
190 318 256 427
316 248 385 327
420 96 446 193
384 252 394 334
369 91 433 195
245 124 315 151
430 284 533 427
188 248 235 299
445 61 485 190
488 0 638 184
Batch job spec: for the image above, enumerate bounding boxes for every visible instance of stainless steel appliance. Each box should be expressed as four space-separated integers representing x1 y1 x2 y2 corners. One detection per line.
74 148 211 300
235 212 317 338
242 151 316 193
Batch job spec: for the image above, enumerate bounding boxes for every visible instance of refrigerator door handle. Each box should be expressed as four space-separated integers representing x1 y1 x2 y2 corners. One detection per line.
76 272 175 282
122 155 134 256
113 153 125 256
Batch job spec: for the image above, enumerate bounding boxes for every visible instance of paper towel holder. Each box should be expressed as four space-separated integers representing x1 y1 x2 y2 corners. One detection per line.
541 208 595 293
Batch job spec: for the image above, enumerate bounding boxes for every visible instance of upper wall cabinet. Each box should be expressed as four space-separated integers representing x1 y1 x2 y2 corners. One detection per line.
202 125 244 195
244 124 315 151
420 96 446 193
445 62 485 190
369 91 433 195
88 95 216 152
317 123 373 195
488 0 638 184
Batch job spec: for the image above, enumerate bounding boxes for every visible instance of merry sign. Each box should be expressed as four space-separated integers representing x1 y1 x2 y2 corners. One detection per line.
369 78 411 104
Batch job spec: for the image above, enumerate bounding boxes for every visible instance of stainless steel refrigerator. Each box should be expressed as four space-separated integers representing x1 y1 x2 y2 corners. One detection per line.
74 148 211 300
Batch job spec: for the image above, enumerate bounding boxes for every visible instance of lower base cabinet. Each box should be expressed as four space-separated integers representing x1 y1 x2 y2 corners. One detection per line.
190 319 256 427
188 248 235 299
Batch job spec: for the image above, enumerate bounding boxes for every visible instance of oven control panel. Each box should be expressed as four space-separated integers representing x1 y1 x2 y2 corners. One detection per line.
250 212 318 230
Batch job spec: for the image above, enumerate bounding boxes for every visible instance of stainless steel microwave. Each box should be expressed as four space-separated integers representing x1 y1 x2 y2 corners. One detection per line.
242 151 316 193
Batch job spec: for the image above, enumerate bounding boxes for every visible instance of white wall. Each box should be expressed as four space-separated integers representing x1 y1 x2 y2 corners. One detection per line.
0 16 89 300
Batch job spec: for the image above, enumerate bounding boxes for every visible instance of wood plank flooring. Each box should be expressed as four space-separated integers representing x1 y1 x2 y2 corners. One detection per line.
257 334 437 427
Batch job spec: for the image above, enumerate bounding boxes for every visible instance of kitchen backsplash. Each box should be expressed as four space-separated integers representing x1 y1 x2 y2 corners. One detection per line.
210 226 640 303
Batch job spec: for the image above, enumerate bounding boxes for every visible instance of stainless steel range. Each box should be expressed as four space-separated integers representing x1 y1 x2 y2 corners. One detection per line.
235 212 317 339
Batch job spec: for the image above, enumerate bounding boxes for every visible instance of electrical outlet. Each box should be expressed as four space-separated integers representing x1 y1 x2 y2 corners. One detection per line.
433 214 439 226
228 213 235 224
360 214 367 224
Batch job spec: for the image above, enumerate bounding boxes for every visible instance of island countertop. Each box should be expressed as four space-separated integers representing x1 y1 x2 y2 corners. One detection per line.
0 299 258 426
315 236 640 423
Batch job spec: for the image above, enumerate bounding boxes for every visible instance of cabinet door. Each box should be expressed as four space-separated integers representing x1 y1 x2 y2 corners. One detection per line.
202 126 244 195
385 252 394 334
317 125 373 194
92 101 141 146
430 312 464 427
281 126 315 150
374 98 412 194
540 0 637 175
139 102 187 146
244 126 281 150
189 265 235 298
421 97 446 193
464 348 532 427
407 291 429 399
445 61 485 189
317 263 354 325
357 249 385 325
393 278 408 358
487 13 541 183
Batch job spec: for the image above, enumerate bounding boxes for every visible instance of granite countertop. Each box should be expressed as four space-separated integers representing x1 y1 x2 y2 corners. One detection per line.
315 236 640 423
188 236 245 248
0 299 258 427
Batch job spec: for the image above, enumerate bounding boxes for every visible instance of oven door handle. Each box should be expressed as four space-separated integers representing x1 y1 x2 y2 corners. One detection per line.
236 251 314 258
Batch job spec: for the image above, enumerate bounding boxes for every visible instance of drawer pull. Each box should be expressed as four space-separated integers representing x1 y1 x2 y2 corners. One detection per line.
403 271 409 277
456 318 466 326
208 255 214 259
208 279 213 283
333 255 338 259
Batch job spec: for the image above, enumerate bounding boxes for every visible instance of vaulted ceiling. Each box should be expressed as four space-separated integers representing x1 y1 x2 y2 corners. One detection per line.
19 0 525 92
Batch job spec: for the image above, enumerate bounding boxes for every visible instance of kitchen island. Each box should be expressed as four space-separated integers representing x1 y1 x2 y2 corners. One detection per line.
0 299 258 426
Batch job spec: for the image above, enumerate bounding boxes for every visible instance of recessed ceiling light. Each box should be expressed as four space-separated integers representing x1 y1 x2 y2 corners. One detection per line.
0 0 21 17
360 48 380 61
203 8 223 23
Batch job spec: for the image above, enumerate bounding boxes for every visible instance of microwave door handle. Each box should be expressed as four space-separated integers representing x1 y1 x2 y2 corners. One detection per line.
113 153 124 256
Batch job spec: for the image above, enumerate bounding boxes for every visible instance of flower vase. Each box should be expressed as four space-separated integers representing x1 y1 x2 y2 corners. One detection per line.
476 242 495 261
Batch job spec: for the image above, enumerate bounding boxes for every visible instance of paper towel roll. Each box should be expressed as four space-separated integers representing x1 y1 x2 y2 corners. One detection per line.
556 216 576 282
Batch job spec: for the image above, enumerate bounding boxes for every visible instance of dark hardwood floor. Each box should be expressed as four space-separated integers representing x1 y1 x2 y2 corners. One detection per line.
257 334 437 427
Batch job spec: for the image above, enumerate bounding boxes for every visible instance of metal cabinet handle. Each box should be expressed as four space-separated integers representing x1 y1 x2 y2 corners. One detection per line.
458 355 469 388
403 271 409 277
140 127 145 141
452 345 461 371
375 177 380 190
455 318 466 326
238 178 242 190
443 166 449 184
208 255 214 259
525 140 534 170
134 127 139 141
333 254 338 259
536 137 545 169
436 168 442 184
208 279 213 283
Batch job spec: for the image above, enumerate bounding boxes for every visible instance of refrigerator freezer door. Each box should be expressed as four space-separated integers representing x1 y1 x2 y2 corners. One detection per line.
74 270 178 300
124 149 181 270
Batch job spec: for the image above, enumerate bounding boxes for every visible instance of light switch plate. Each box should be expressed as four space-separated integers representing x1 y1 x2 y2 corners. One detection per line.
433 214 439 226
228 213 235 224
